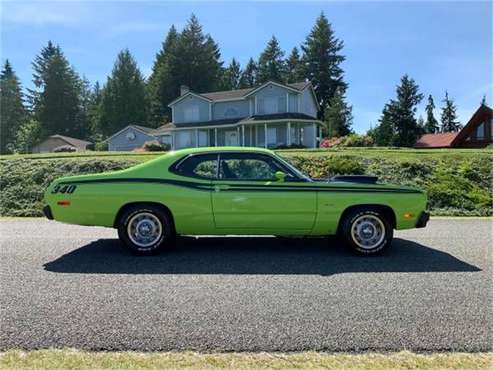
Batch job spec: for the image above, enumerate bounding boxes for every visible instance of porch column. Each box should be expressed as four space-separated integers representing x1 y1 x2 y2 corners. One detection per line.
264 123 267 148
195 129 199 147
313 124 317 148
287 122 291 146
237 126 240 146
242 125 245 146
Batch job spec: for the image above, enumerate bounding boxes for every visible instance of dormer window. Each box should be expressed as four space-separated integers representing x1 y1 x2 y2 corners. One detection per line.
224 107 238 117
184 105 199 122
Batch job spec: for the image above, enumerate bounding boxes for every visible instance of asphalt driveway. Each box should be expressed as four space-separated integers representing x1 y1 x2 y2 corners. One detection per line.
0 218 491 352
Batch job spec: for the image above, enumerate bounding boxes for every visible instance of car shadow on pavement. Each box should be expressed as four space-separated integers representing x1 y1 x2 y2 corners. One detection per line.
43 236 481 275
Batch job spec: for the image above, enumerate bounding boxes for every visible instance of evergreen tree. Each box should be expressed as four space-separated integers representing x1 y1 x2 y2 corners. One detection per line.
172 15 223 92
97 49 147 137
257 36 286 83
29 41 87 139
286 47 304 83
87 81 103 141
441 91 461 132
373 105 395 146
0 60 27 153
147 25 179 126
301 12 347 116
372 75 423 147
221 58 242 90
388 75 423 146
424 94 439 133
324 88 353 137
239 58 257 88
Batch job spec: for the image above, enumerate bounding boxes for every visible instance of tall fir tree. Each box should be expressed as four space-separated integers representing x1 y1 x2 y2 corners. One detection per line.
373 75 423 147
323 88 353 137
286 47 304 83
424 94 439 133
301 12 347 117
87 81 103 141
147 25 179 126
441 91 461 132
257 36 286 84
172 15 223 92
0 60 27 153
221 58 242 90
29 41 87 139
390 75 423 146
97 49 147 136
239 58 257 88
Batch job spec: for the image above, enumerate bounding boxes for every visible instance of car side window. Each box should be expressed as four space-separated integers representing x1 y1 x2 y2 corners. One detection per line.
173 154 218 179
219 153 295 181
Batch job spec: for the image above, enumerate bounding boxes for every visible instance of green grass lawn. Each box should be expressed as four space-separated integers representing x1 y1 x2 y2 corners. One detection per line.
1 350 492 370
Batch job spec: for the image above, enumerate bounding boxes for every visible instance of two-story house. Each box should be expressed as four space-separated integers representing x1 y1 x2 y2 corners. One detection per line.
106 80 323 151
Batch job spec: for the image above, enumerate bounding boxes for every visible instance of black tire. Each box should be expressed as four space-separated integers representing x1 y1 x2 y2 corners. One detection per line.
117 205 174 255
339 208 393 255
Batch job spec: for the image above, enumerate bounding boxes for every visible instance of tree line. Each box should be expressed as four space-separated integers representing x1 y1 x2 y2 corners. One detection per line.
1 13 353 154
0 13 473 154
367 75 465 147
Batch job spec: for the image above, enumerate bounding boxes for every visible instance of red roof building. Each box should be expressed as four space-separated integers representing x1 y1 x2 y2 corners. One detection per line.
415 104 492 148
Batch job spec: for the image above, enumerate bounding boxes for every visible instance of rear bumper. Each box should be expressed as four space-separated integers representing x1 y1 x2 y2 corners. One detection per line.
43 205 54 220
415 211 430 228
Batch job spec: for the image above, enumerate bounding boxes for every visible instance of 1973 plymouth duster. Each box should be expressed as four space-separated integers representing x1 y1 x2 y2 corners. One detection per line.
43 147 429 255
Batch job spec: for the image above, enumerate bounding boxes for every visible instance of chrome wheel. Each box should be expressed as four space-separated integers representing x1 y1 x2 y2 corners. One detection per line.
127 212 163 248
350 214 385 250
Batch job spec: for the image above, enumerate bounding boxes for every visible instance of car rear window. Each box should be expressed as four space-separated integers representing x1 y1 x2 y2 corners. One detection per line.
172 154 218 179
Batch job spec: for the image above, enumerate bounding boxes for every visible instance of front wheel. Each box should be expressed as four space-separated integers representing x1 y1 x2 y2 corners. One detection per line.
339 209 393 255
117 205 173 255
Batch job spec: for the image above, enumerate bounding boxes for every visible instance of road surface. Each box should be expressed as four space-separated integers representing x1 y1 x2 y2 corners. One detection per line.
0 218 491 352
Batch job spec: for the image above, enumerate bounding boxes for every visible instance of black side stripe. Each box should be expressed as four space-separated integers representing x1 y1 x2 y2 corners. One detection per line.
59 177 422 194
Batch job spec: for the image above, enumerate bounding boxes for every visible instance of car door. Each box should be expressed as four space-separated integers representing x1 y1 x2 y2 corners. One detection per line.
211 152 317 233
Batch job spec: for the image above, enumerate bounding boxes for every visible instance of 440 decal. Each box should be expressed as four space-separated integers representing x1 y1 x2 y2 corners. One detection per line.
51 184 77 194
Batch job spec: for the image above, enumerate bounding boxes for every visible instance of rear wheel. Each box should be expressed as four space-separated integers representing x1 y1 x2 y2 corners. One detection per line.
117 205 173 255
340 208 393 255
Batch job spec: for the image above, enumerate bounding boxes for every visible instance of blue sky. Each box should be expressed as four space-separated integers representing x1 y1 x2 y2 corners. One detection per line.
1 1 492 133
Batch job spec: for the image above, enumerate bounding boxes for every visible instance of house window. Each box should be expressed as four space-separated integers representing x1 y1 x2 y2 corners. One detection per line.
258 96 285 114
184 105 200 122
476 122 485 140
224 107 238 117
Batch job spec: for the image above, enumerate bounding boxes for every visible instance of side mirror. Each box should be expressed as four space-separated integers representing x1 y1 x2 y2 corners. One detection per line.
274 171 287 182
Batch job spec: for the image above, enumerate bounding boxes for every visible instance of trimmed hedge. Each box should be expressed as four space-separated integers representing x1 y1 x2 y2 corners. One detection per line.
0 153 491 217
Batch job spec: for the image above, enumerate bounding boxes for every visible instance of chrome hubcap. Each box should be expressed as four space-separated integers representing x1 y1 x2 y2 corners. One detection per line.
127 212 163 248
351 214 385 249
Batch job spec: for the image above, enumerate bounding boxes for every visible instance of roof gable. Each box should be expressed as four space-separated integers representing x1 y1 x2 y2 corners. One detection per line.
167 91 212 107
451 104 493 146
104 125 156 142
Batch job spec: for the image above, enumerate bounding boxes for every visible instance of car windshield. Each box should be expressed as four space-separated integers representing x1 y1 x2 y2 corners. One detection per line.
273 154 312 182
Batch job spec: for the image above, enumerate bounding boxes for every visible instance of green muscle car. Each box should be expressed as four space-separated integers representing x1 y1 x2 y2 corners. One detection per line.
43 147 429 255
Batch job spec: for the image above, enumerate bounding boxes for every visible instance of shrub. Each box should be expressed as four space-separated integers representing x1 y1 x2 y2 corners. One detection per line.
53 145 76 153
142 140 170 152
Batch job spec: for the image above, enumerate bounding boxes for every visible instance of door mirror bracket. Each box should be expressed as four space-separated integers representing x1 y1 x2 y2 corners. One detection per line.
274 171 287 182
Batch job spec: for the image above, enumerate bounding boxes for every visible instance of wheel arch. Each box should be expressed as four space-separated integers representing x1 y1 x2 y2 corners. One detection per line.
113 201 176 233
337 204 396 234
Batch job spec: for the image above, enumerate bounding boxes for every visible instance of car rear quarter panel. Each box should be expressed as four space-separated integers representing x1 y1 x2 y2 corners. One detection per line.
313 190 427 235
46 180 215 233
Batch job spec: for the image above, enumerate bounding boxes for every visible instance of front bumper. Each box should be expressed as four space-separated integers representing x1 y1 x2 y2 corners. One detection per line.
415 211 430 228
43 205 54 220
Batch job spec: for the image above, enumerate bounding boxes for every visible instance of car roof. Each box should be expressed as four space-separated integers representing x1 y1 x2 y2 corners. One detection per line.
168 146 274 156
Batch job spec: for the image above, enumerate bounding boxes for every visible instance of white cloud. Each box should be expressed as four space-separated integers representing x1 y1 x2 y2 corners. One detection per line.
2 1 87 26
